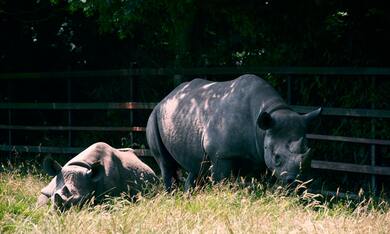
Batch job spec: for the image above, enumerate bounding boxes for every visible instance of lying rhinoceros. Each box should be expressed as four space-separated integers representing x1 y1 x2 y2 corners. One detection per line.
37 142 157 210
146 74 322 191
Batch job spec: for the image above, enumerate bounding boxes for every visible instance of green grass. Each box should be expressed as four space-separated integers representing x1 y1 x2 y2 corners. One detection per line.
0 169 389 234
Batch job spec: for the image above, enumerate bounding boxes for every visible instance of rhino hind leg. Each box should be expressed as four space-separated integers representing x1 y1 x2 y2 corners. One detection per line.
149 139 179 192
159 159 180 192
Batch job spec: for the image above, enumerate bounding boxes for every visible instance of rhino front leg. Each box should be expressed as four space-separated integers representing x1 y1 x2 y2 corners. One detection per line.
184 172 197 192
210 158 233 183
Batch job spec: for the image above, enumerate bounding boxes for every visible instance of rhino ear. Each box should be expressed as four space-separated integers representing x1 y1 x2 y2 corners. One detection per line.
303 107 322 123
43 156 62 176
89 161 104 183
257 112 274 130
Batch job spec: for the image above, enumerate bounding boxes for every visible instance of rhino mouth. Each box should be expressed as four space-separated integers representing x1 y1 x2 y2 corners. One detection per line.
278 171 297 184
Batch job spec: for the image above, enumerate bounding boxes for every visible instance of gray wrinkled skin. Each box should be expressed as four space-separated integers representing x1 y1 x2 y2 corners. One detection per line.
146 74 321 191
38 142 157 210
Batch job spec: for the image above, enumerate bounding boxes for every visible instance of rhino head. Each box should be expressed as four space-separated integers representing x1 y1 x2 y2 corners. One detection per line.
257 107 322 184
42 157 104 211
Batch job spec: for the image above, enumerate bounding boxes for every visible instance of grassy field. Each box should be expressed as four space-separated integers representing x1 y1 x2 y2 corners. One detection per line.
1 167 390 234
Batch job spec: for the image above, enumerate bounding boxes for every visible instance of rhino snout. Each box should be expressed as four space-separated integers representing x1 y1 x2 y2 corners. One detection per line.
52 193 68 210
286 177 295 184
282 174 297 184
279 170 299 185
52 185 75 210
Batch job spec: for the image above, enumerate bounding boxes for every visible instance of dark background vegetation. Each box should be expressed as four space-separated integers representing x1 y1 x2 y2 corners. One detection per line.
1 0 389 195
2 1 390 70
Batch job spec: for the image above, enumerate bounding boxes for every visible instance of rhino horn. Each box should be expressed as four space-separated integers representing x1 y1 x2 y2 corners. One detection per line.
303 107 322 123
301 148 311 162
289 137 304 153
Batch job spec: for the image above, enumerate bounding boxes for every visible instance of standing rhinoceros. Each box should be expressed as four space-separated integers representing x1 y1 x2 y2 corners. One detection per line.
37 142 157 210
146 74 321 191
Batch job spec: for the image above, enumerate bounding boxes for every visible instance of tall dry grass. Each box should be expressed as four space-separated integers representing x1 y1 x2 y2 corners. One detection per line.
1 168 389 234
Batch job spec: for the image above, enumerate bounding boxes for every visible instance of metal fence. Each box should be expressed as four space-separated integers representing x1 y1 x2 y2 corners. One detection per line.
1 67 390 194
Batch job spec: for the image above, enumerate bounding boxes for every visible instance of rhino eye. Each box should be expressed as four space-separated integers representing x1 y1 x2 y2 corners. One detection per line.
274 154 282 166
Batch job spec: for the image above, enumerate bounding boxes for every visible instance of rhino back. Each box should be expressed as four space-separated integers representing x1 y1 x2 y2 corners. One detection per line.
115 150 157 183
156 74 285 172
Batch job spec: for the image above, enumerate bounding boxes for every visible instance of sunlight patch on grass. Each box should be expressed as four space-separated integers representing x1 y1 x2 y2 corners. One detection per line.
0 170 389 233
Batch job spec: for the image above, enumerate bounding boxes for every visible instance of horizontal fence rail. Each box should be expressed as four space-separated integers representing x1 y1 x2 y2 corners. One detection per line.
311 160 390 176
1 103 390 118
292 105 390 119
307 134 390 146
2 67 390 80
0 144 152 157
0 102 157 110
0 125 146 132
1 126 389 146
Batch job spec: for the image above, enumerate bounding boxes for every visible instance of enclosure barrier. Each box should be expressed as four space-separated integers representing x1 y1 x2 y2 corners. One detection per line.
1 67 390 197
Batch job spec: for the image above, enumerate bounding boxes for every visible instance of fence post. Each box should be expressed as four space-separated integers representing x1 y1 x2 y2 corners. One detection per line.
129 71 134 146
8 108 12 157
67 79 72 147
287 75 292 105
370 76 376 194
7 82 12 158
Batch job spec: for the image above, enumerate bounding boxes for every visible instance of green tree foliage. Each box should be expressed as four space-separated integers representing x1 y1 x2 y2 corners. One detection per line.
2 1 390 69
54 0 390 67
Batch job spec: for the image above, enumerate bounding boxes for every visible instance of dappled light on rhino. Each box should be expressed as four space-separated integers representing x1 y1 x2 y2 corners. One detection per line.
38 142 158 211
147 74 322 191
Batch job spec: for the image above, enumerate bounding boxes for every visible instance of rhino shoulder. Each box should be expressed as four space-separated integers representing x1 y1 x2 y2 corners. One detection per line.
90 142 113 153
76 142 114 164
235 74 266 86
174 78 212 91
